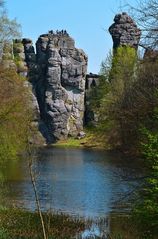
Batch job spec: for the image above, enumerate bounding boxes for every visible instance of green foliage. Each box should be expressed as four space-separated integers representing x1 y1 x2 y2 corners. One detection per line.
0 208 85 239
88 75 110 111
94 45 158 237
133 127 158 238
0 65 32 181
92 45 158 151
89 46 139 148
141 128 158 165
0 227 10 239
112 46 137 87
13 41 23 61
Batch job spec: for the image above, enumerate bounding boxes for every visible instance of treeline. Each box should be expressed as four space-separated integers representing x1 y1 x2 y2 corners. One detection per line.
90 47 158 238
90 47 158 153
0 1 31 180
88 1 158 237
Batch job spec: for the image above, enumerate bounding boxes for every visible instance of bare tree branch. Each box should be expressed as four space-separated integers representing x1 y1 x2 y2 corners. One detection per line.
126 0 158 49
27 139 47 239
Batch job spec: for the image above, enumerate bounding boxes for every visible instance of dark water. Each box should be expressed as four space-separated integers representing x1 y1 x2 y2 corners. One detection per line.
3 147 143 219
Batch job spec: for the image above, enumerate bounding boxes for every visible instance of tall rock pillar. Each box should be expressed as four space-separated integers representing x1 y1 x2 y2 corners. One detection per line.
109 12 141 49
35 31 88 142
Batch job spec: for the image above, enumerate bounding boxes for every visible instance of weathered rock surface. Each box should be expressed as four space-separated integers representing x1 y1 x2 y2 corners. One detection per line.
13 39 28 75
24 81 46 145
109 12 141 49
1 14 143 144
33 30 88 142
6 32 88 144
1 42 16 70
85 73 99 125
0 39 45 144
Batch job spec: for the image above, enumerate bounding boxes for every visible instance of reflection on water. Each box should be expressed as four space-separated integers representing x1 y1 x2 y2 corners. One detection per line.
79 218 109 239
3 147 143 220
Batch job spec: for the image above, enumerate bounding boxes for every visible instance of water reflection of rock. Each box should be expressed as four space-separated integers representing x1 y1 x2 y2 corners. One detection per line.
3 147 143 236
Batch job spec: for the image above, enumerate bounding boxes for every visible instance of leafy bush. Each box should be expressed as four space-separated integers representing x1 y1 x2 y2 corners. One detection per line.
0 228 10 239
133 128 158 238
0 65 32 180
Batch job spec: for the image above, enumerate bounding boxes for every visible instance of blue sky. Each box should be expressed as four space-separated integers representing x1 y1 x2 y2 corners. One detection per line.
6 0 137 73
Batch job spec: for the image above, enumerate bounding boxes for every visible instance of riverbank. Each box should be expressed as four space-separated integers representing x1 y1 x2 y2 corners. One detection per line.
0 207 144 239
55 127 110 149
0 207 139 239
0 207 86 239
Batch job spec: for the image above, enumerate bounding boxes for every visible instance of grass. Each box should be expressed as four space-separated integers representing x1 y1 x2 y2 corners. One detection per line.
0 207 86 239
0 207 129 239
0 207 151 239
55 127 110 149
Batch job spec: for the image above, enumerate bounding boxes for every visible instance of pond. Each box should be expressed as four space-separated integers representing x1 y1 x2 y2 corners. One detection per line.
2 147 144 237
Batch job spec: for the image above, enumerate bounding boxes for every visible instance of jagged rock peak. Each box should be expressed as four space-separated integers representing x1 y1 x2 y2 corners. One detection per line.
37 30 75 49
109 12 141 49
22 38 33 44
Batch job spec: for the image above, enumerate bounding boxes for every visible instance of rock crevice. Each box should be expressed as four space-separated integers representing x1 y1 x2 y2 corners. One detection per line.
2 14 142 144
25 31 88 143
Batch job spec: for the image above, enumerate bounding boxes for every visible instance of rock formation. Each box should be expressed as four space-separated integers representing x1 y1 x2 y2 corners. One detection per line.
25 30 88 143
1 16 144 144
85 73 99 125
1 42 17 69
0 39 45 144
109 12 141 49
5 31 88 143
13 39 28 75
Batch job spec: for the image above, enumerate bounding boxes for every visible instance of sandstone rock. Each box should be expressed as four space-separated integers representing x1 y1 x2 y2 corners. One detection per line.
13 39 28 75
34 30 88 142
22 38 36 66
77 131 86 139
109 12 141 49
85 73 99 125
1 59 16 70
23 81 46 145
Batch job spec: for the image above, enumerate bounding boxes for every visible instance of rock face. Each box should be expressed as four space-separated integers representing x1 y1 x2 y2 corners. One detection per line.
0 15 143 144
33 31 88 142
9 32 87 143
13 39 28 75
0 39 45 144
1 42 17 70
109 12 141 49
85 73 99 125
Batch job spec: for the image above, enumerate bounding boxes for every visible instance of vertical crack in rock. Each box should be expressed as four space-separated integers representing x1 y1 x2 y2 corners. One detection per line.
34 30 88 143
2 14 143 144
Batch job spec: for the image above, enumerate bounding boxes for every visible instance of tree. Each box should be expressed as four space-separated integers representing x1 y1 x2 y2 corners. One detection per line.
94 47 138 149
95 43 158 152
133 127 158 239
0 65 32 177
0 13 21 42
0 1 21 59
129 0 158 49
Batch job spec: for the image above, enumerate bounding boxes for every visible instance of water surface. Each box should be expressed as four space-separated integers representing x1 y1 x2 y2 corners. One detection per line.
3 147 143 219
